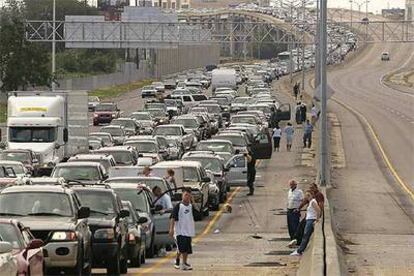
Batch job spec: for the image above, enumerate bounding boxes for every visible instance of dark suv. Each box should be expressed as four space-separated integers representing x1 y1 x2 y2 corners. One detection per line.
70 184 129 275
0 184 92 275
93 103 121 126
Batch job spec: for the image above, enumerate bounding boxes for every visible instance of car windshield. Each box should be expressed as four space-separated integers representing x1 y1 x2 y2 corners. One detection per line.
131 113 151 120
0 223 23 249
113 188 149 213
0 152 29 163
184 158 222 173
1 164 25 175
101 128 123 136
231 117 257 125
199 105 221 114
217 136 246 147
124 141 158 153
0 192 73 217
97 151 133 165
111 120 135 129
9 127 56 143
95 104 116 111
147 109 165 117
196 142 232 153
183 167 199 182
153 127 181 136
52 166 101 181
234 98 249 104
173 119 198 129
75 190 115 215
164 100 177 107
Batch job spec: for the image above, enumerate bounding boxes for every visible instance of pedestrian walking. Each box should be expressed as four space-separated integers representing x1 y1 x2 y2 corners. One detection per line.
270 107 278 128
303 120 313 148
290 190 321 256
310 104 319 126
295 102 302 124
286 179 304 240
293 83 299 99
284 123 295 151
288 183 324 247
245 151 256 196
300 102 307 123
169 188 195 270
272 124 282 152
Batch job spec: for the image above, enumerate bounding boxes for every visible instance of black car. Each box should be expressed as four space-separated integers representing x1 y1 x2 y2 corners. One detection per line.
71 184 129 275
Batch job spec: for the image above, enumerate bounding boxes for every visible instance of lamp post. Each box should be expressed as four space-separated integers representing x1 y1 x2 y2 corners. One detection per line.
51 0 56 91
349 0 353 27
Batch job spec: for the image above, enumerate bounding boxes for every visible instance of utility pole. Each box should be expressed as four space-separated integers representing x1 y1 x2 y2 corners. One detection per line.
349 0 353 27
319 0 328 186
365 0 369 19
301 0 306 91
315 0 320 88
51 0 56 91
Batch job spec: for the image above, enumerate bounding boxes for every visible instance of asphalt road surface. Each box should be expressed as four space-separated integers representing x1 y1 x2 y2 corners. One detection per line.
327 43 414 274
91 80 317 275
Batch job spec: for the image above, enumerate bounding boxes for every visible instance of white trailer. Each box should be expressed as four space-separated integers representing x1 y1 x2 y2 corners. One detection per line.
5 91 89 175
211 69 237 91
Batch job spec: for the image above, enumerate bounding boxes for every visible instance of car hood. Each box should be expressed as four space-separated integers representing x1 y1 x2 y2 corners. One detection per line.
17 217 76 231
8 143 57 163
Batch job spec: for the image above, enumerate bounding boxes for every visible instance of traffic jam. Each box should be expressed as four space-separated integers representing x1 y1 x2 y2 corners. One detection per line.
0 61 294 275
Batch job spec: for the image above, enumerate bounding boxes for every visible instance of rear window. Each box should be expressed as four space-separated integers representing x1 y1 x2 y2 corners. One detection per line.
193 95 208 101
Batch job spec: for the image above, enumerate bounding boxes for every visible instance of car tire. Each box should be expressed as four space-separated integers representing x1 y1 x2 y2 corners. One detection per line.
146 231 156 258
203 206 210 216
131 247 141 267
107 249 120 275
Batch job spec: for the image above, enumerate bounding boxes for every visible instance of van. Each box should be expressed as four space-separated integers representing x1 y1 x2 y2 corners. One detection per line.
170 94 208 109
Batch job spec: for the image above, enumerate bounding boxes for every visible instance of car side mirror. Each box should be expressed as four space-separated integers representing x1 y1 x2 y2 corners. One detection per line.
78 206 90 219
27 239 43 250
137 217 148 224
201 176 211 183
120 209 130 218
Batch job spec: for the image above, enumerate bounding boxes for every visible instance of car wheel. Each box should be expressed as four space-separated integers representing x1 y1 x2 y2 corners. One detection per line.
146 231 156 258
107 249 120 275
131 246 141 267
120 256 128 274
203 206 210 216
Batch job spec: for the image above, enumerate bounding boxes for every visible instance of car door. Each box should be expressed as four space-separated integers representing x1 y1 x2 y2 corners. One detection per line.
250 132 273 159
151 192 174 247
225 154 248 185
276 103 291 121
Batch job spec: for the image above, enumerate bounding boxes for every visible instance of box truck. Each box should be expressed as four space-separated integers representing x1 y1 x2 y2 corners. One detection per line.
211 69 237 91
3 91 89 175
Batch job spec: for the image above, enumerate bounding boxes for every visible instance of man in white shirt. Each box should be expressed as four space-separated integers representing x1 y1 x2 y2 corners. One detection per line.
287 179 304 240
153 186 173 211
169 188 195 270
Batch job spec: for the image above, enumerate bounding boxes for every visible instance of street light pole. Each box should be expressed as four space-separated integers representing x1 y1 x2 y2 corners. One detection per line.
51 0 56 91
349 0 353 27
365 0 369 19
319 0 328 186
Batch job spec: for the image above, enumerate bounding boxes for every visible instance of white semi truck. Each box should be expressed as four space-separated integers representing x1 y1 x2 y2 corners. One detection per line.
211 68 237 92
4 91 89 175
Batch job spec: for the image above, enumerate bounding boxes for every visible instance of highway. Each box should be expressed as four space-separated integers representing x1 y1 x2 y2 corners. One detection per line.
326 42 414 274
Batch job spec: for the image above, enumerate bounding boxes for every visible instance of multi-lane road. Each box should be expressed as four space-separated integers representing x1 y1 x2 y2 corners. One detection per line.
326 42 414 274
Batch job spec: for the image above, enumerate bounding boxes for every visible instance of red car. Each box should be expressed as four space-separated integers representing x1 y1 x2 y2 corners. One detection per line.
93 103 121 126
0 219 44 276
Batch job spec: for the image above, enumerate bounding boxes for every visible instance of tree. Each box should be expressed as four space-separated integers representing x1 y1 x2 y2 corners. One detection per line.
0 0 52 91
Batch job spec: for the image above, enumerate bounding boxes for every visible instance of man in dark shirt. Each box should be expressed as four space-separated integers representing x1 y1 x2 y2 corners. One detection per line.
245 151 256 196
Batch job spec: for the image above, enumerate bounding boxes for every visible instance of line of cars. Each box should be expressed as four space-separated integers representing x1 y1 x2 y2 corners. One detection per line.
0 61 292 275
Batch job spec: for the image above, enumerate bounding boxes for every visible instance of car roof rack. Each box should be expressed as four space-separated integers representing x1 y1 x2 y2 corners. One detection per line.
65 180 111 189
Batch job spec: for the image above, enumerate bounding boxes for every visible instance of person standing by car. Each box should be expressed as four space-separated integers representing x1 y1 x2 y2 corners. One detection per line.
290 190 321 256
141 166 153 177
272 124 282 152
303 120 314 148
310 104 319 126
300 102 307 123
270 107 278 129
295 102 302 125
284 123 295 152
169 188 195 270
245 151 256 196
165 169 177 189
153 185 173 257
286 179 304 240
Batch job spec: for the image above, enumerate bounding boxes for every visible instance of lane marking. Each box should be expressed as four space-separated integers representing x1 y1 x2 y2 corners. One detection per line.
332 97 414 200
139 160 264 274
139 187 242 274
